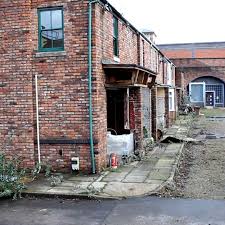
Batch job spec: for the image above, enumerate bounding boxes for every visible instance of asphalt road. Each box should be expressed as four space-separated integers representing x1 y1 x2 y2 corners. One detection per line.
0 197 225 225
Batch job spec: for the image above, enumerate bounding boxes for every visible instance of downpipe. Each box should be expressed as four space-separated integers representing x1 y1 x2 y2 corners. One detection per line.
35 75 41 172
88 0 100 174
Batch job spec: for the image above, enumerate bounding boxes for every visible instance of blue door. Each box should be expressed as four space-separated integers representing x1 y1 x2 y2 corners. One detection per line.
205 91 215 107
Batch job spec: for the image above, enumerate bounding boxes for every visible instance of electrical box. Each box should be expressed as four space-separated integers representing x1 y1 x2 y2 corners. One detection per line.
71 157 79 171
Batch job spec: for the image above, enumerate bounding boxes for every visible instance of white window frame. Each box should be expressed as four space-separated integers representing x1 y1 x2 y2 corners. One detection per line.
167 63 173 85
169 88 175 112
189 82 206 106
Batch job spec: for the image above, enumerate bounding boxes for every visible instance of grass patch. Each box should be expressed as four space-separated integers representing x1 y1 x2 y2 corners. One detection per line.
201 108 225 117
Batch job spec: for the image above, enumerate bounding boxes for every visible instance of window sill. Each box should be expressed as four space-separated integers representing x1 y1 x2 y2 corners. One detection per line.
34 51 67 58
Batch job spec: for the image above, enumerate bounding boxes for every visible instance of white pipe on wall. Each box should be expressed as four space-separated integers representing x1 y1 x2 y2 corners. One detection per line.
35 75 41 166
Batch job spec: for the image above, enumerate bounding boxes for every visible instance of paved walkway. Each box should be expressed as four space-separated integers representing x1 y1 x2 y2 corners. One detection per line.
24 121 189 199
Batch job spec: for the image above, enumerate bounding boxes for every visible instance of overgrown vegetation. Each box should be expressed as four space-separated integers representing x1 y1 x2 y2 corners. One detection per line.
201 108 225 117
31 163 64 187
0 154 64 200
0 154 26 200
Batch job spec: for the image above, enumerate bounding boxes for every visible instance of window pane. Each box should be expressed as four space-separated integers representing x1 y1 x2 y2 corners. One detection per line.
113 37 118 56
52 29 63 48
52 10 63 29
40 11 51 30
191 84 204 102
41 30 52 48
113 17 118 38
169 96 173 110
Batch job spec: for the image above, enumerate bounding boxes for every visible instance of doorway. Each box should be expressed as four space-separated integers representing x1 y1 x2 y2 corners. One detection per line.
205 91 215 107
107 89 129 135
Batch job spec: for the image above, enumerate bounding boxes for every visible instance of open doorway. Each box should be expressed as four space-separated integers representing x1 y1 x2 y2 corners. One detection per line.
106 88 134 164
107 89 129 135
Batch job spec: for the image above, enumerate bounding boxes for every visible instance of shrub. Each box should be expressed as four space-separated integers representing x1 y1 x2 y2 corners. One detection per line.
0 154 26 200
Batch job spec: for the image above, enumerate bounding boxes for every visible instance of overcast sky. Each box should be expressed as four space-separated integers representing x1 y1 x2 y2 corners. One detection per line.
108 0 225 44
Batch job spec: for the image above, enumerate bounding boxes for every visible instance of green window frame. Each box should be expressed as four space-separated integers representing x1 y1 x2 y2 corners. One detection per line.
38 7 64 52
113 16 119 57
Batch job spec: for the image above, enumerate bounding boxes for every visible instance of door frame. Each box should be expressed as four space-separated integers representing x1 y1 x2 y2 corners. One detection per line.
205 90 215 107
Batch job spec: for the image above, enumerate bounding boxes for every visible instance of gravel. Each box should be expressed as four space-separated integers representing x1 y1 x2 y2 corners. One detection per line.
159 110 225 200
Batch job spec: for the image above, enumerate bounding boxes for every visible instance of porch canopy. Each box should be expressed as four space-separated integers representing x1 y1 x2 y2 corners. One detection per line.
103 63 157 88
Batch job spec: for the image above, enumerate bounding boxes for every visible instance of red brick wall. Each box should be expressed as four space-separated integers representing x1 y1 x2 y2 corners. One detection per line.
0 0 35 168
129 88 143 150
30 0 96 172
157 55 164 84
151 87 157 140
175 70 184 88
161 47 225 93
165 88 170 127
163 50 193 59
162 48 225 59
93 3 160 151
172 58 225 89
0 0 166 173
171 58 225 68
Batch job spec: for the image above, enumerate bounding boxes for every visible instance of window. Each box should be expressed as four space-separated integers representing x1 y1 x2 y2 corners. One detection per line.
169 89 175 111
113 16 119 57
38 8 64 52
189 82 205 103
206 84 224 104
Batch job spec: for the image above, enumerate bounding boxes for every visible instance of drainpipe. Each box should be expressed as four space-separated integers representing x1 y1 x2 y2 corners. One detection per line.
35 75 41 170
88 0 99 174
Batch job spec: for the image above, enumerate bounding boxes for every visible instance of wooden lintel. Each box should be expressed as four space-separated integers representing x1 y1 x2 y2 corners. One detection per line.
141 72 146 84
143 72 149 85
133 84 148 88
148 76 156 89
137 71 145 84
133 70 139 84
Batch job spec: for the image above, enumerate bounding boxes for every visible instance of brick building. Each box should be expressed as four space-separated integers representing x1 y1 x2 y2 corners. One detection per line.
0 0 176 173
159 42 225 108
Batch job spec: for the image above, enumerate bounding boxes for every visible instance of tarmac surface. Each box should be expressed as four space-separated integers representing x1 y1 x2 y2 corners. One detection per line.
1 197 225 225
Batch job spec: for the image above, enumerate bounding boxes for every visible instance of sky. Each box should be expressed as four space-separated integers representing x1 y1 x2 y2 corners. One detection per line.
108 0 225 44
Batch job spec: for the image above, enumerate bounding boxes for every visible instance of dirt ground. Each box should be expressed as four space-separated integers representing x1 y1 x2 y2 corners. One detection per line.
161 108 225 199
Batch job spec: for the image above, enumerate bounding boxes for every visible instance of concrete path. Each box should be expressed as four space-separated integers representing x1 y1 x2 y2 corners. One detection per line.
24 123 189 199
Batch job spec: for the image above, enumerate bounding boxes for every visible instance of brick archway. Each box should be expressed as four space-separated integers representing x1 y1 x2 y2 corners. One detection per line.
181 67 225 89
187 75 225 107
187 75 225 88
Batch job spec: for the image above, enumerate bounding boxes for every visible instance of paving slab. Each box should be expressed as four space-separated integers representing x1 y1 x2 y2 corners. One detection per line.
123 175 148 183
59 181 91 189
102 172 128 182
102 182 159 197
59 182 93 194
68 176 98 182
144 179 165 185
23 120 189 199
47 187 77 195
24 185 52 194
129 169 150 176
154 159 176 168
148 168 171 181
135 162 155 171
90 181 107 192
57 181 82 187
